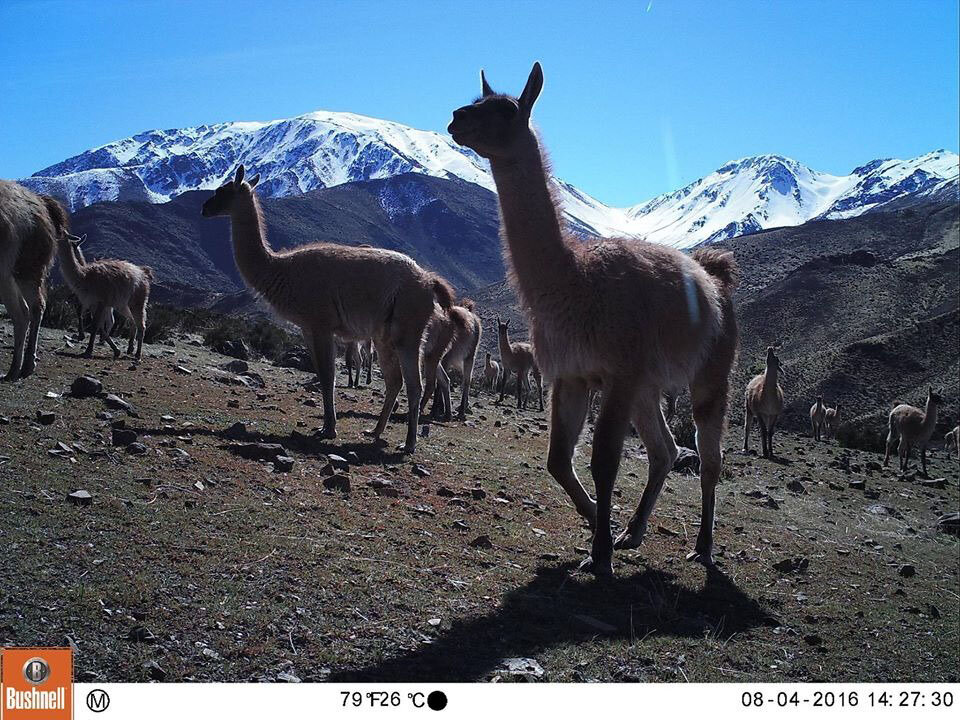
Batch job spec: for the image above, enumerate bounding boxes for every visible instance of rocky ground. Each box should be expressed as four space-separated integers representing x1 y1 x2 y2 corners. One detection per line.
0 321 957 683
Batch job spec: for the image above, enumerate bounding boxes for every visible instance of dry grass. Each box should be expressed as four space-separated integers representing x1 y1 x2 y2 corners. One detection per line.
0 321 957 682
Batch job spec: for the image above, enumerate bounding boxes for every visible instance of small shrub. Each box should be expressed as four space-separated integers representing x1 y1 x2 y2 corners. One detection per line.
836 421 885 454
41 285 78 331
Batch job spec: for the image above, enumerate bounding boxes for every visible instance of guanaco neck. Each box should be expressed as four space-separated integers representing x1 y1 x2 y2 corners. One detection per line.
763 362 779 392
498 327 516 362
923 397 939 430
57 242 87 289
488 133 578 300
229 190 277 292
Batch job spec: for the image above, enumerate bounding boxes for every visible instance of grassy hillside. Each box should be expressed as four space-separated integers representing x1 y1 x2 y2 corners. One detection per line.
0 323 956 682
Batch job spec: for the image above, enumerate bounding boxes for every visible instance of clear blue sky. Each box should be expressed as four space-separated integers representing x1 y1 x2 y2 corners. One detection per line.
1 0 957 206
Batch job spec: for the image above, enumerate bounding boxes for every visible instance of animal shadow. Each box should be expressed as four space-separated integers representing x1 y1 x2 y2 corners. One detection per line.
326 561 776 682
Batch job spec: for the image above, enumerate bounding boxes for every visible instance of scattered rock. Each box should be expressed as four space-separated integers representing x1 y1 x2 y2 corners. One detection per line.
919 477 946 490
452 519 470 531
127 442 148 455
70 375 102 398
228 442 288 462
277 671 301 683
323 474 351 493
411 465 430 479
786 478 806 494
275 349 313 372
224 359 249 373
67 490 92 506
848 478 865 490
470 534 494 549
127 626 156 643
274 455 295 473
36 410 56 425
327 454 350 471
213 338 250 360
496 657 544 678
224 422 248 440
112 427 138 446
898 564 916 578
103 393 137 416
772 557 809 574
49 442 74 457
174 365 192 375
239 371 266 389
803 634 823 646
937 511 959 536
470 488 487 500
142 660 166 681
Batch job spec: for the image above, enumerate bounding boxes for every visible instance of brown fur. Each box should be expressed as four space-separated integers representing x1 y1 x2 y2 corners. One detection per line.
744 346 785 458
344 340 365 388
945 425 960 460
496 317 543 411
68 237 121 343
421 302 482 420
884 387 943 475
0 180 59 380
482 351 502 392
449 63 739 574
824 403 840 439
56 234 152 361
201 166 442 452
809 395 826 441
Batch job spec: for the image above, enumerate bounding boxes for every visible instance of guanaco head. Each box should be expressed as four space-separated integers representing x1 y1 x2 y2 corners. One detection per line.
56 231 86 258
201 165 261 218
928 386 944 406
765 346 786 377
448 62 544 159
496 316 510 336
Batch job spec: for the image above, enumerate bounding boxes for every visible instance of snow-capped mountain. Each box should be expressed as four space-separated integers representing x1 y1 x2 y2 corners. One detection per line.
23 111 494 208
621 150 958 246
20 109 957 248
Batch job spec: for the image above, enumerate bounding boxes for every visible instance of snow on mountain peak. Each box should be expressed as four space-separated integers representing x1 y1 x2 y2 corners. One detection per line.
18 109 957 249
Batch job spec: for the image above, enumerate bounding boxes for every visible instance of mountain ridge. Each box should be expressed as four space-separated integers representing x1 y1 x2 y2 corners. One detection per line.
20 110 958 248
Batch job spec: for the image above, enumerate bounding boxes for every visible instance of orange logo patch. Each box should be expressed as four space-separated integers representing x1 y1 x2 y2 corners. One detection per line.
0 648 72 720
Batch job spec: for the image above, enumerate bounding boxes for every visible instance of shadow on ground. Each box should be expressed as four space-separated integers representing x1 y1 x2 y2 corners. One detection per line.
327 561 777 682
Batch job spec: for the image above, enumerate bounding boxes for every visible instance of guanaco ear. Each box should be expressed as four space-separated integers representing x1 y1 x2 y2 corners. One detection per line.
481 69 494 97
78 234 87 246
518 61 543 116
247 173 260 189
234 165 245 185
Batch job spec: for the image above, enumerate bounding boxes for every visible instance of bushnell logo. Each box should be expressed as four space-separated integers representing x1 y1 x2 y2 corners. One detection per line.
22 658 50 686
1 647 72 720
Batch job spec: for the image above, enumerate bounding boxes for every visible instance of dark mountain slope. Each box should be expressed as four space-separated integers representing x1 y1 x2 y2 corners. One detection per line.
66 173 502 298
